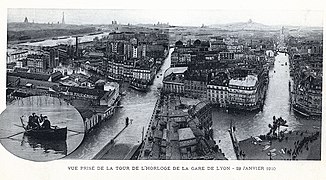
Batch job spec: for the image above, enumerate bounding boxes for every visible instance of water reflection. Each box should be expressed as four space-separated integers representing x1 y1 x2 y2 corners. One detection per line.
23 135 67 155
0 96 84 161
212 53 321 160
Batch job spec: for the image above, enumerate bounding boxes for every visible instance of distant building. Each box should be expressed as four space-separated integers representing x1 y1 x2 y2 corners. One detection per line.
24 17 29 23
26 53 50 73
6 49 29 64
6 71 62 94
106 57 125 81
228 74 261 110
218 52 235 61
210 41 227 52
178 128 197 154
288 38 323 117
162 67 188 94
139 95 225 160
293 70 322 116
184 71 207 99
190 100 212 132
62 12 65 24
132 59 156 83
207 72 229 107
79 106 115 133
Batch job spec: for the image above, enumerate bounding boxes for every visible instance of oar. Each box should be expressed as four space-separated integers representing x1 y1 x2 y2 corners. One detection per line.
0 131 25 139
67 129 84 134
50 125 83 134
68 133 82 138
7 137 27 143
14 124 24 128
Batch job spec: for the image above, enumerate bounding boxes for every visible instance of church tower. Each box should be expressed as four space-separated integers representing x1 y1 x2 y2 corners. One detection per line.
62 12 65 24
24 17 29 23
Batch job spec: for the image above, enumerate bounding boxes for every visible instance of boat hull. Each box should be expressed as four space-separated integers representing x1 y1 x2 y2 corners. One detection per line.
130 84 148 92
130 80 149 92
292 104 310 117
24 127 67 141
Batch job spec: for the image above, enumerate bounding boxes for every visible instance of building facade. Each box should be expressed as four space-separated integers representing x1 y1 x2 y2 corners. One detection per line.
228 74 261 110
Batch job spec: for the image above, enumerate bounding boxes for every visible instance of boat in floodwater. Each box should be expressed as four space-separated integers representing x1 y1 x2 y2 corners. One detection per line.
20 114 67 141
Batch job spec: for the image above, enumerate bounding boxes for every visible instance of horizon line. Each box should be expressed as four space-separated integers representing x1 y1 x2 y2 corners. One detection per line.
7 20 324 28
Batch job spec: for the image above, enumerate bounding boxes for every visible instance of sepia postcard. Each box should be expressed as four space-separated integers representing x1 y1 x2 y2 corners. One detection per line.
0 0 325 179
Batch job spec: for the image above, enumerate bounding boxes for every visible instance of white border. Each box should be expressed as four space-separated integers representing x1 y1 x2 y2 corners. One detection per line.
0 0 325 179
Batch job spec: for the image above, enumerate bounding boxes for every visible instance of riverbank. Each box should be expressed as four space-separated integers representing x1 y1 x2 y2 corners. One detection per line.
7 23 97 44
238 130 321 160
138 94 227 160
92 125 128 160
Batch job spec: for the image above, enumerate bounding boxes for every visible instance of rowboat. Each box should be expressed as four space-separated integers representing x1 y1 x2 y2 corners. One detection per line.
130 79 149 92
20 115 67 141
24 127 67 141
292 104 310 117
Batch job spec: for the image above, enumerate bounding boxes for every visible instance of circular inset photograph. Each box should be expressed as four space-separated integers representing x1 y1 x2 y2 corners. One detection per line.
0 95 85 161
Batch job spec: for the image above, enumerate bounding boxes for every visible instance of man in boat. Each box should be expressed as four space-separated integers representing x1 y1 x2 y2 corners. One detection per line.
27 115 33 129
39 114 45 125
28 113 40 129
41 116 51 130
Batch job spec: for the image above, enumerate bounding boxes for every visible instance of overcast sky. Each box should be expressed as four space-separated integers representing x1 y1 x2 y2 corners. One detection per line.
7 9 324 27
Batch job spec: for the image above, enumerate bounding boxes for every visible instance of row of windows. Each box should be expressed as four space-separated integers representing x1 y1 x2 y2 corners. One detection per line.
229 98 256 103
209 97 227 103
207 86 228 90
185 86 206 91
209 94 227 99
229 86 257 90
229 94 256 99
187 81 206 85
208 90 227 94
229 102 257 106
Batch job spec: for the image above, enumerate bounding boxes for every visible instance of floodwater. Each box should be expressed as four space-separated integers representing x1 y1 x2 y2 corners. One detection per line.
67 52 321 160
66 49 173 159
18 32 110 47
0 96 85 161
211 53 321 159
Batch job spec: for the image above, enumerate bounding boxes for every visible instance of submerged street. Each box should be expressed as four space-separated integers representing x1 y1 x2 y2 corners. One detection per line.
67 52 321 160
66 49 172 159
211 53 321 159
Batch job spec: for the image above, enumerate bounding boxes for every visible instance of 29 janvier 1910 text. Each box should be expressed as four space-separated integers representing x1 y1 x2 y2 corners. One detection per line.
68 166 276 171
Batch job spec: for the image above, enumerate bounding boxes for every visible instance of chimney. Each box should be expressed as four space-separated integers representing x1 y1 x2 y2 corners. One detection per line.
75 36 79 59
62 12 65 24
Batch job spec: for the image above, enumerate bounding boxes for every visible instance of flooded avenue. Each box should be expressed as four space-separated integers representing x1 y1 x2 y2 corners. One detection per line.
212 53 321 160
67 52 321 160
66 49 172 159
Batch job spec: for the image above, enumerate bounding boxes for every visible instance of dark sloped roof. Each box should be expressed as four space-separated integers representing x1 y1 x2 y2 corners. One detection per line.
78 109 94 119
8 72 50 81
92 106 111 113
50 71 63 81
88 76 100 83
13 67 29 73
67 86 106 98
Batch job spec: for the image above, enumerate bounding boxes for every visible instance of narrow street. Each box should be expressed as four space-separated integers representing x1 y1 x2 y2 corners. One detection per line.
66 49 173 159
211 52 321 160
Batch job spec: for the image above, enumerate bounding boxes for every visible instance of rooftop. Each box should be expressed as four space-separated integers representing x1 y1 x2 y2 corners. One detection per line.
193 100 210 115
164 67 188 78
229 74 258 87
163 73 185 84
14 67 29 72
67 86 106 98
7 49 28 55
8 71 51 81
178 128 196 141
